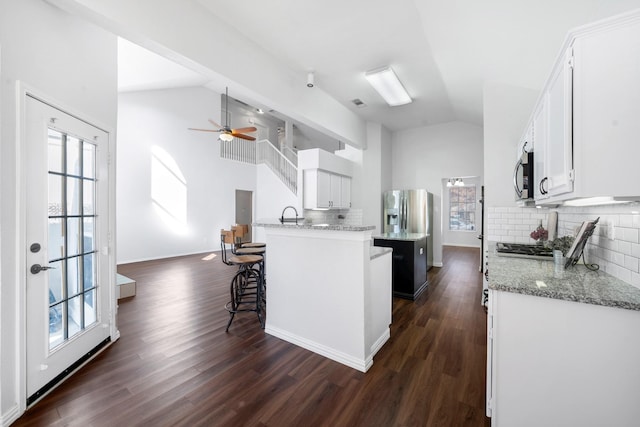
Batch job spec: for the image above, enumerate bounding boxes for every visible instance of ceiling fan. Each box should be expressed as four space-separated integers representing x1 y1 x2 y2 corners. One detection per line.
189 87 257 141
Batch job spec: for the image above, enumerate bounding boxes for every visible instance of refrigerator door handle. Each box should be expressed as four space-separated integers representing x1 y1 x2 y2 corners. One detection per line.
402 196 407 230
400 196 404 230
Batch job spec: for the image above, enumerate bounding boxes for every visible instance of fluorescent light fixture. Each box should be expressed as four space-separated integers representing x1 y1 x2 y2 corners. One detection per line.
219 133 234 142
364 66 412 106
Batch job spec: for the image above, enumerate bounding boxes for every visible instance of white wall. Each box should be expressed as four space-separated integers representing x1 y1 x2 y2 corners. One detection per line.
0 0 118 422
254 163 298 243
117 87 257 263
361 122 390 233
392 121 484 266
483 81 539 207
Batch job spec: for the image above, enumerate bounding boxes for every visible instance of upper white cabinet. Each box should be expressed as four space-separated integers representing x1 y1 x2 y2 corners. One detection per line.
303 169 351 209
298 148 354 210
545 46 574 198
532 97 548 200
530 11 640 205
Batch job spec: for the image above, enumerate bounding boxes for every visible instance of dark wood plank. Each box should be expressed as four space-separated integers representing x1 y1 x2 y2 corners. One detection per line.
14 246 491 426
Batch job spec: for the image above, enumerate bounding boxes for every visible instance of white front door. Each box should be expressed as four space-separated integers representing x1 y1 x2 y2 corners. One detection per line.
25 95 112 404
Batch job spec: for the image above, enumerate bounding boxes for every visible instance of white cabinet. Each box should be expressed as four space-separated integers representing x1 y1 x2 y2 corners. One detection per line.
545 47 574 197
303 169 351 209
532 45 574 201
530 12 640 205
339 175 351 208
568 16 640 202
532 98 548 200
487 290 640 426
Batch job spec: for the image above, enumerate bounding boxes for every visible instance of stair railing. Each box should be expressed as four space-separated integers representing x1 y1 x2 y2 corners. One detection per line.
256 139 297 195
219 137 257 164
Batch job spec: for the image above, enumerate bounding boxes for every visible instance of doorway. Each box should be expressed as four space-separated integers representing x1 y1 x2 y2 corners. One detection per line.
24 95 114 405
235 190 253 241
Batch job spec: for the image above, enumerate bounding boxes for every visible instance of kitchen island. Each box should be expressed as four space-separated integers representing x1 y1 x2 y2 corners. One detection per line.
255 222 392 372
486 243 640 426
373 232 430 299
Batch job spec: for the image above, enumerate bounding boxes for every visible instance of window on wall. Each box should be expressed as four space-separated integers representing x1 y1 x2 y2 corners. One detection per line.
449 185 476 231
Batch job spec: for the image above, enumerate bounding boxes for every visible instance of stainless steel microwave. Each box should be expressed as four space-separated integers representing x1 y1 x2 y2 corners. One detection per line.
513 150 534 200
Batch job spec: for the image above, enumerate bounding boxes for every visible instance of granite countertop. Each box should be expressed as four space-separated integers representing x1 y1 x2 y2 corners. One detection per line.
254 221 376 232
488 242 640 311
373 232 429 241
370 246 393 260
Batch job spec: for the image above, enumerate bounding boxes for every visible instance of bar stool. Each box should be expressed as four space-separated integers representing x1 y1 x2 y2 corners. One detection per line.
220 230 265 331
231 226 267 281
232 224 266 249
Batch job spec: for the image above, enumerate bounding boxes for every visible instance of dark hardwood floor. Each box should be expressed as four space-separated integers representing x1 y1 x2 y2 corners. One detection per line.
15 246 490 426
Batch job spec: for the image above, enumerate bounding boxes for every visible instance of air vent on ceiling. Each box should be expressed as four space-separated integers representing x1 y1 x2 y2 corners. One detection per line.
351 98 366 108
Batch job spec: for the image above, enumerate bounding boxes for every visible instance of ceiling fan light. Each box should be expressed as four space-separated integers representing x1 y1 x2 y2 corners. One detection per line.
365 66 412 106
219 133 234 142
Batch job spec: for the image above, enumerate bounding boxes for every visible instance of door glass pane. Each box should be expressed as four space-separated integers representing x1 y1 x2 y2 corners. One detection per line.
67 177 82 215
83 254 94 290
67 217 81 257
67 295 82 338
48 129 63 173
66 136 81 176
83 180 94 215
48 260 64 304
49 302 65 348
67 256 81 298
83 218 94 252
48 174 64 216
84 289 97 327
48 218 64 260
83 143 95 179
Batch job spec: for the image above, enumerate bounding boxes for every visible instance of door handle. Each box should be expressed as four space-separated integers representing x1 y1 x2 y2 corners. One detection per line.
30 264 54 275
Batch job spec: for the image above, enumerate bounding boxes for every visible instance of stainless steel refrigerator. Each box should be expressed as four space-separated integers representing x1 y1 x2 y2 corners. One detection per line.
382 189 434 269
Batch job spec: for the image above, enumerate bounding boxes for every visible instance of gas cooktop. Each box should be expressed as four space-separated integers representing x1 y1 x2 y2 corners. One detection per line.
495 242 553 260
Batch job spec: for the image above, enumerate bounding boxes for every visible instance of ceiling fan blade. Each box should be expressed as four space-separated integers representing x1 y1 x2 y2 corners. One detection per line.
232 126 257 134
188 127 221 133
208 118 224 128
234 133 256 141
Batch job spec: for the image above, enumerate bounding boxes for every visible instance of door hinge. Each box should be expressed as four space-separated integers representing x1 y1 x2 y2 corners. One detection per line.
567 47 574 69
569 169 575 182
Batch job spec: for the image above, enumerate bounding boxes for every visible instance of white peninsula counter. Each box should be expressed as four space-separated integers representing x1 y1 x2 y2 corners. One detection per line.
255 222 392 372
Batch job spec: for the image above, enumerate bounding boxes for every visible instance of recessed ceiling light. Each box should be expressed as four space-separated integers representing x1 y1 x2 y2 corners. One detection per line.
364 66 412 106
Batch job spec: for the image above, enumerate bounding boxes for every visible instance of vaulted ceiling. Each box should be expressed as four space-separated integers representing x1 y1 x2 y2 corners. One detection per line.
120 0 640 132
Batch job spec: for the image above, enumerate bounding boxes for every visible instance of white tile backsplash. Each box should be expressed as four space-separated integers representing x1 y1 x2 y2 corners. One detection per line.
487 206 550 244
304 208 363 226
488 202 640 289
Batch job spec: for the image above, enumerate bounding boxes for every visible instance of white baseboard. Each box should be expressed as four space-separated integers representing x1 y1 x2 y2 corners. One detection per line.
266 325 373 372
2 403 21 427
369 329 391 358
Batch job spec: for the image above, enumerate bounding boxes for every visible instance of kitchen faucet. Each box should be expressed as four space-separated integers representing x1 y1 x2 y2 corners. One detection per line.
280 205 300 224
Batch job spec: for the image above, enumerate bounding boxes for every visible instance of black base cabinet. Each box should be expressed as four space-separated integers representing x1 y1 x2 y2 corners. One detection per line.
373 235 428 300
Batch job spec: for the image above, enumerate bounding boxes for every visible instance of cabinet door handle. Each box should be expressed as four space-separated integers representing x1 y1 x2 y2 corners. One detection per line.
539 177 548 195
